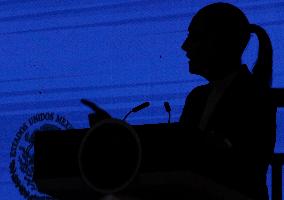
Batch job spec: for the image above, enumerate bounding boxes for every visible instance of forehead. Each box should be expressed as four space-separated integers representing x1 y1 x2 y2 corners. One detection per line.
187 23 213 38
187 17 232 40
187 19 213 35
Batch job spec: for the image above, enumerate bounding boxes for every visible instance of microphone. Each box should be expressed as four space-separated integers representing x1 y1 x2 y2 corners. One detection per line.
132 102 150 113
164 101 171 124
123 102 150 121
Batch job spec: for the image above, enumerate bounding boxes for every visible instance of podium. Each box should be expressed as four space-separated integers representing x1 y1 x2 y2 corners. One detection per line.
34 119 251 200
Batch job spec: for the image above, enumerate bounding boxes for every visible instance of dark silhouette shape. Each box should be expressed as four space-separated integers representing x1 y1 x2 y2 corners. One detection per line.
180 3 276 200
78 119 141 194
81 99 112 127
123 101 150 121
81 99 112 119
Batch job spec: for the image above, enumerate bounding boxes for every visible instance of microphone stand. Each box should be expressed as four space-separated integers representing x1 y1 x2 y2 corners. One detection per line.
164 101 171 124
122 111 133 121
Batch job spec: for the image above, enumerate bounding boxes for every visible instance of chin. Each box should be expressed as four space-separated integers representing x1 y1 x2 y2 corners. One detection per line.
189 63 206 77
188 62 199 75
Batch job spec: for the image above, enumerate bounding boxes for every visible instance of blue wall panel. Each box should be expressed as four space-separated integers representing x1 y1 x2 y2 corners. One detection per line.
0 0 283 199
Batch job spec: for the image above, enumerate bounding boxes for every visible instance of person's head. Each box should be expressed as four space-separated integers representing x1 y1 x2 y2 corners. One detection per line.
181 2 272 86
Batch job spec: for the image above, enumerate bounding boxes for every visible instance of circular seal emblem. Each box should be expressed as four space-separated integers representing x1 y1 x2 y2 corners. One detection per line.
9 112 74 200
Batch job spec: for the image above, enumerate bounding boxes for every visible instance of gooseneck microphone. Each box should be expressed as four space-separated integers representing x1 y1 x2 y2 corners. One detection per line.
123 102 150 121
132 102 150 113
164 101 171 124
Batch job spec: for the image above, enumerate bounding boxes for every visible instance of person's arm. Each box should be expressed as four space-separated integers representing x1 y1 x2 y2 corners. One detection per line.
81 99 112 127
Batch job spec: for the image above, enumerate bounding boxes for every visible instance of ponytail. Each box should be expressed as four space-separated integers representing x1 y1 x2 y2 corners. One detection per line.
249 24 273 88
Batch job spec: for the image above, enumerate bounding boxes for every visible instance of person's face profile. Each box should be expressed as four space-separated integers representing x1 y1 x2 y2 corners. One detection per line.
181 16 239 81
181 23 219 79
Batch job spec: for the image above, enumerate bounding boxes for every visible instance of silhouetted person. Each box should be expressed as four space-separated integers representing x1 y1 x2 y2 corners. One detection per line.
179 3 276 200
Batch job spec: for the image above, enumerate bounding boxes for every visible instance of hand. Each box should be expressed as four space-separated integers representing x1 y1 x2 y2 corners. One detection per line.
81 99 112 126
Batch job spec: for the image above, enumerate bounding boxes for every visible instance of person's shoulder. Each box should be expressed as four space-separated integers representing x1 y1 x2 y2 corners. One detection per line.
189 84 210 95
235 69 275 109
185 84 211 101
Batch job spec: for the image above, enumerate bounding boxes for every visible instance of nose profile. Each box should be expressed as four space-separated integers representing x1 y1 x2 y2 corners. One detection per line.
182 36 191 51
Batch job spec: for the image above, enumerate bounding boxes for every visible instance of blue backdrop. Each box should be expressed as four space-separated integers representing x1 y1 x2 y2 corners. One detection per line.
0 0 283 199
